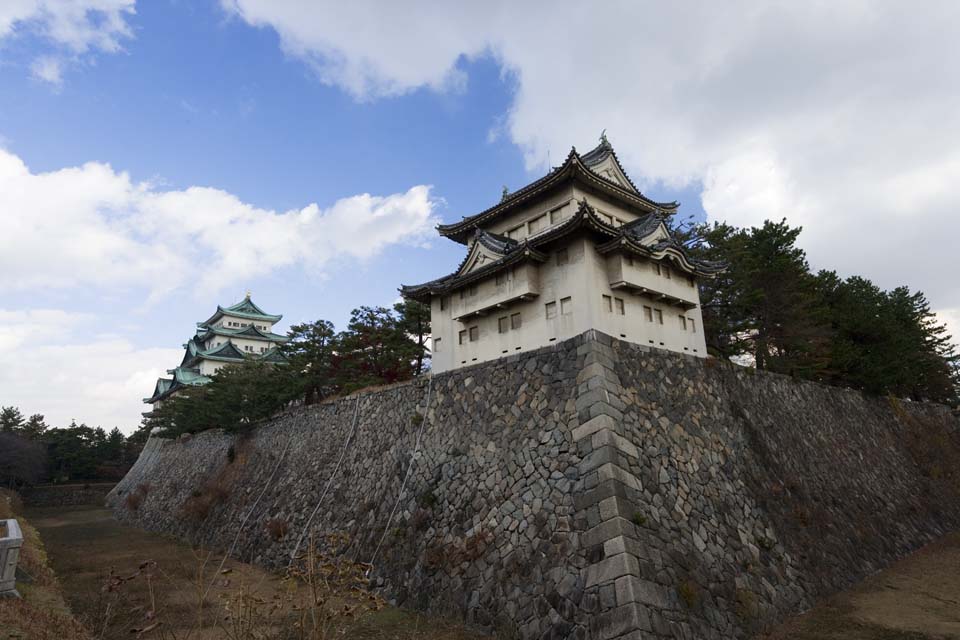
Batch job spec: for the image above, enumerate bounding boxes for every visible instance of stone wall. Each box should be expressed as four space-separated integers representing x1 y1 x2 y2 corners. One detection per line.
21 483 116 507
108 331 960 639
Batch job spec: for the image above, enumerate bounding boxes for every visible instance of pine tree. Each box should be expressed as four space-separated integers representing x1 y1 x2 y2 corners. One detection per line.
0 406 25 432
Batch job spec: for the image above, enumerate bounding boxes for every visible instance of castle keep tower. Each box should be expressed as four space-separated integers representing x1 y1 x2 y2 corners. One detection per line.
402 135 724 372
143 294 288 412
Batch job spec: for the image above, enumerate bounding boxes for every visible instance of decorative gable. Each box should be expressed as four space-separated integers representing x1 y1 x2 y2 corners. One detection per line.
459 240 506 275
585 154 633 191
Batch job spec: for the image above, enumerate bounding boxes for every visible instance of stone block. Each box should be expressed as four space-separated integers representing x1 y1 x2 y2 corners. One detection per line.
577 362 622 386
591 429 639 459
592 603 652 638
584 553 640 587
572 477 638 511
595 462 641 491
615 575 670 608
572 414 618 442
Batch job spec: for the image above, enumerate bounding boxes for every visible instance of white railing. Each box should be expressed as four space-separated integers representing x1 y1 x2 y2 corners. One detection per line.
0 519 23 598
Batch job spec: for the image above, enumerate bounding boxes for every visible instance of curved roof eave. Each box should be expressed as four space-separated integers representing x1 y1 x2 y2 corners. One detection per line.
437 146 678 244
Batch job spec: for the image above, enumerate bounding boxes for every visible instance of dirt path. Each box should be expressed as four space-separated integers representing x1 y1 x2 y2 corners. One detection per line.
27 505 485 640
760 532 960 639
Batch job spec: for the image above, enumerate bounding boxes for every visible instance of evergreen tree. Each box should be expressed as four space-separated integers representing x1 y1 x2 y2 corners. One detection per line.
394 298 432 375
335 306 421 392
21 414 48 440
280 319 338 404
683 219 830 376
0 406 25 432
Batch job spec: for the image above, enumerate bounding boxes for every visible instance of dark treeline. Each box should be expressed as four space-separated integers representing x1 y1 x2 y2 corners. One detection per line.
0 406 150 488
147 301 430 437
680 218 959 403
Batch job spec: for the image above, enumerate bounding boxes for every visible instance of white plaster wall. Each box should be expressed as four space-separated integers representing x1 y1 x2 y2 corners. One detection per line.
215 314 276 333
430 237 708 373
198 360 221 376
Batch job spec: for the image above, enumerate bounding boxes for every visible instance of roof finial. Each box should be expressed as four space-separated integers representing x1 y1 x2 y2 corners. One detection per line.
245 289 252 299
600 129 609 146
501 185 510 201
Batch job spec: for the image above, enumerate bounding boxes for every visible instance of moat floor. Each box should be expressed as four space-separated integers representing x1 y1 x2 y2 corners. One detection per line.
27 505 960 640
27 504 488 640
760 531 960 639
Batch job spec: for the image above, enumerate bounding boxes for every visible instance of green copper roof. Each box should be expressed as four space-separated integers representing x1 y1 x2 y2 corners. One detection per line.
167 367 212 385
197 324 289 343
202 295 282 326
143 377 174 403
143 368 210 404
259 346 288 364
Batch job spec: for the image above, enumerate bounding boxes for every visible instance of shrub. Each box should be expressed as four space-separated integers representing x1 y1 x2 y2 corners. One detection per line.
124 483 151 511
418 489 438 509
182 478 231 523
735 588 759 621
124 491 143 511
631 511 647 527
677 579 699 608
411 508 432 531
265 518 289 541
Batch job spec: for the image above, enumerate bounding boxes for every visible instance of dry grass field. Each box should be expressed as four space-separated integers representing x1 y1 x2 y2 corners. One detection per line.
26 504 487 640
15 501 960 640
759 532 960 640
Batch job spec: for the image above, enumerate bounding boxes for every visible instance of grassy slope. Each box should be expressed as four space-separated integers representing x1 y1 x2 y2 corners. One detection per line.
0 490 91 640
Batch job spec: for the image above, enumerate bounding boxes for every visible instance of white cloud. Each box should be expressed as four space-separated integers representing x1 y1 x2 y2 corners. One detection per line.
30 54 63 85
4 340 181 432
0 147 439 299
0 308 92 350
0 307 179 431
221 1 960 327
937 309 960 354
0 0 135 83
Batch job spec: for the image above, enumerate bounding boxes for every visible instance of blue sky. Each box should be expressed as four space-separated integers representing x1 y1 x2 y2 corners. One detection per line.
1 2 957 431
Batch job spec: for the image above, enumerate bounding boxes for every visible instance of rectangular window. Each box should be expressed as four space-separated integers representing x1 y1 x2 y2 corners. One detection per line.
560 296 572 315
440 297 447 311
687 276 695 288
511 312 522 330
625 255 634 267
679 315 687 330
550 207 566 224
556 248 569 266
545 301 557 319
664 266 671 279
615 297 625 315
602 294 613 312
433 337 441 352
528 214 546 234
498 316 509 333
654 309 664 324
459 286 477 300
459 330 467 345
652 263 662 276
508 225 523 239
689 318 696 333
469 326 479 342
643 306 653 322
